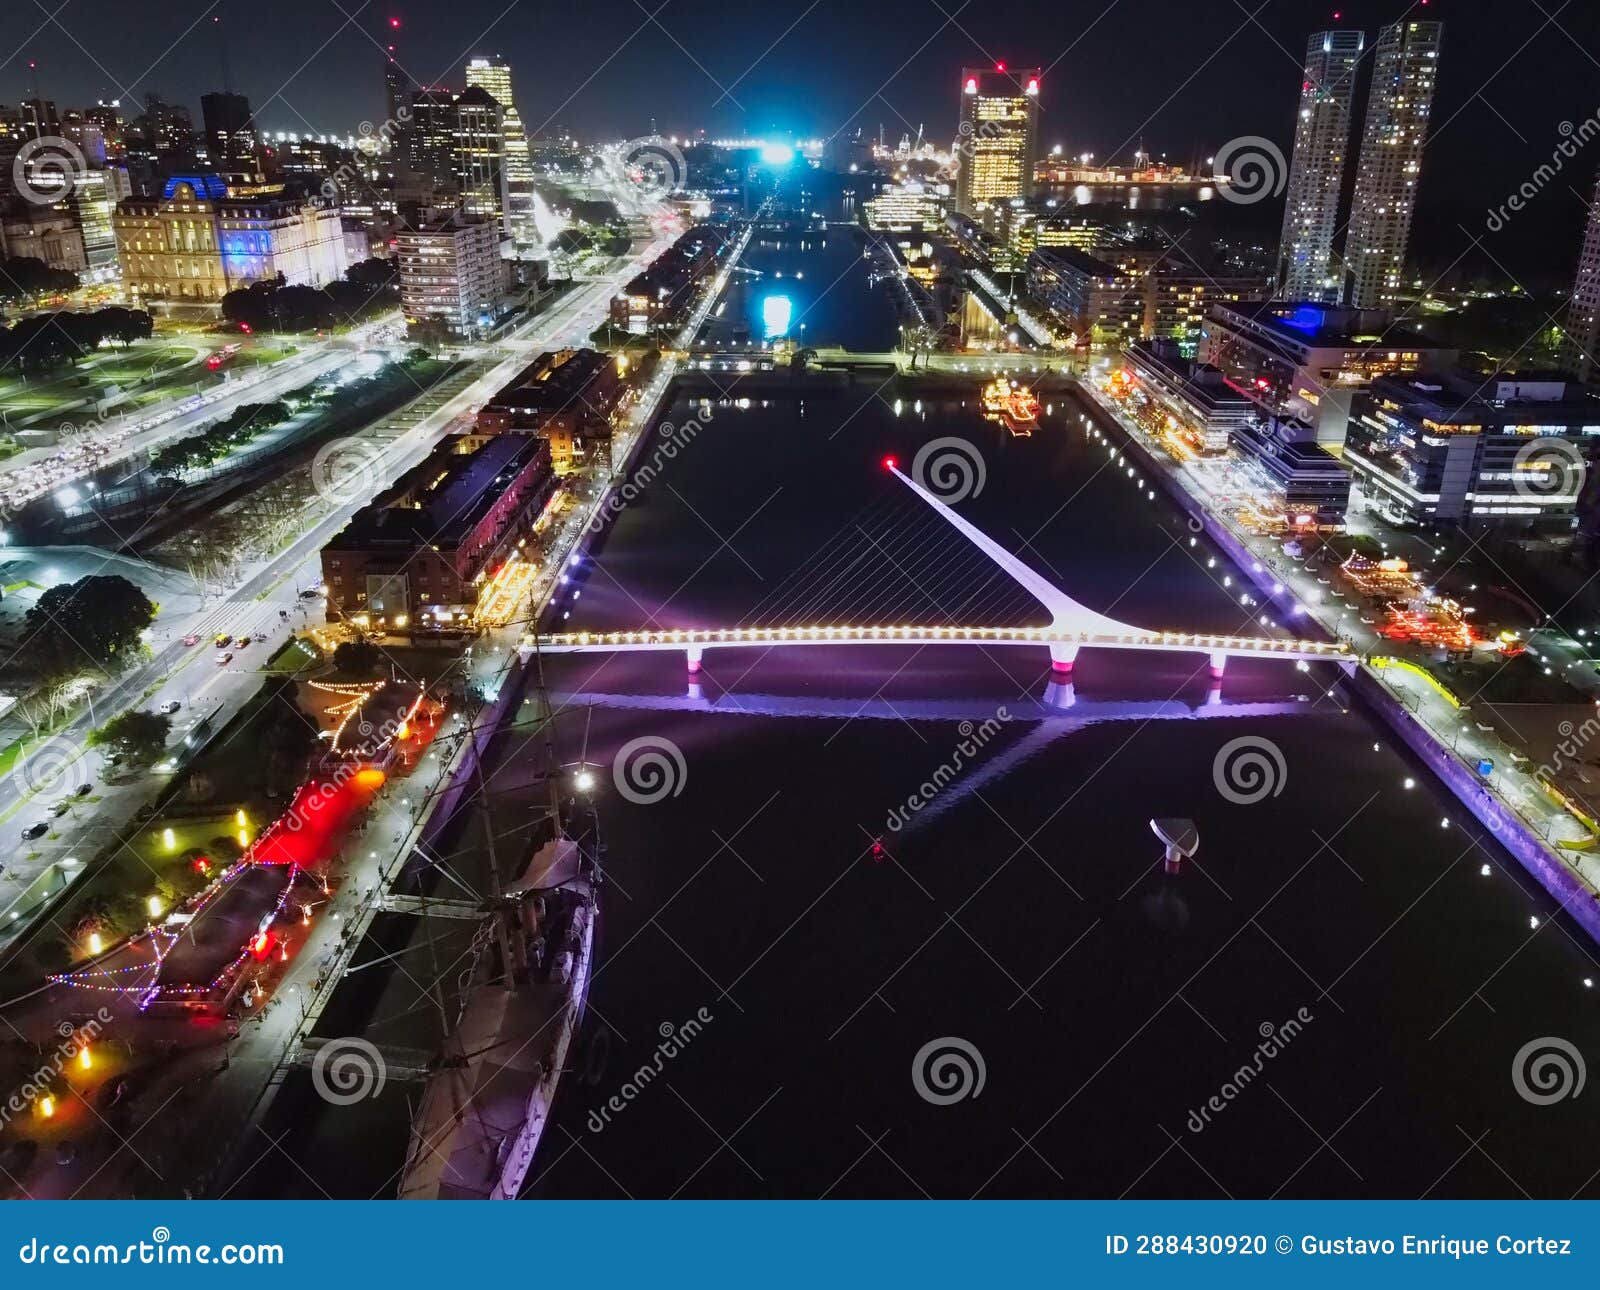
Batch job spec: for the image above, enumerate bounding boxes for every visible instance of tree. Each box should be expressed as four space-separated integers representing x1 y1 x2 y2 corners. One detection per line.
0 256 78 302
87 709 172 769
333 641 382 675
22 575 157 678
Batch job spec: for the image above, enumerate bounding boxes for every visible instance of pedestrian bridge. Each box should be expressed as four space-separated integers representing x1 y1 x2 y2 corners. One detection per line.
525 461 1352 682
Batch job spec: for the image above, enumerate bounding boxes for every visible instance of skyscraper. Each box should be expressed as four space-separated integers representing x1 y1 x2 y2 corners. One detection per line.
467 56 535 249
955 65 1039 215
1276 30 1363 302
1343 20 1442 308
384 52 414 127
201 91 256 171
1564 168 1600 383
452 85 508 235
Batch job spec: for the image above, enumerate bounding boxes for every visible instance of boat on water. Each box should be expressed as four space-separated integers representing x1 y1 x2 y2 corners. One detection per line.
982 376 1040 435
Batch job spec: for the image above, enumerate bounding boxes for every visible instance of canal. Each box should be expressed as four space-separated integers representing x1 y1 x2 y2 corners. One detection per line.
244 201 1600 1200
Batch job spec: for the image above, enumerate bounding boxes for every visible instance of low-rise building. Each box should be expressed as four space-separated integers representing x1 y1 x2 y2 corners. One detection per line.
320 435 556 629
470 348 625 473
610 222 730 335
1346 371 1600 529
395 215 508 338
1232 413 1352 527
1199 300 1457 445
1123 338 1255 454
113 174 347 311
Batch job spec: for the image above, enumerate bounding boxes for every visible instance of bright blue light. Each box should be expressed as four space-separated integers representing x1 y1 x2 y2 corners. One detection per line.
762 294 793 338
760 142 795 166
1282 306 1326 333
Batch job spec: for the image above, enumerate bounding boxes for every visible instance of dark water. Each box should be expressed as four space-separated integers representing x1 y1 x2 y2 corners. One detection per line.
523 383 1600 1200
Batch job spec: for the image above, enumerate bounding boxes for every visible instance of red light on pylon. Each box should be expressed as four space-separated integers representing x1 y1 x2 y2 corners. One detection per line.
882 456 898 471
389 15 401 27
995 61 1006 72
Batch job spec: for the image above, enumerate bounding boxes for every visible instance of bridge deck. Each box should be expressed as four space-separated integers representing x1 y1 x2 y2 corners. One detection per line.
526 625 1351 662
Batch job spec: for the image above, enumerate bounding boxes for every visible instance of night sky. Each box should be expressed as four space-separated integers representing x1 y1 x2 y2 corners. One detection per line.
3 0 1598 281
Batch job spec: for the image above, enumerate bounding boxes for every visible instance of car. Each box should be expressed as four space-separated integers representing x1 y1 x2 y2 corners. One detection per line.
73 783 91 798
159 700 182 715
299 588 322 600
234 636 251 649
213 633 231 648
22 822 48 840
182 634 200 646
216 652 233 666
254 633 267 643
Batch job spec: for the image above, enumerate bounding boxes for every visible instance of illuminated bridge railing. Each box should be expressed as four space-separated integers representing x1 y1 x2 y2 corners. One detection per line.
527 625 1353 661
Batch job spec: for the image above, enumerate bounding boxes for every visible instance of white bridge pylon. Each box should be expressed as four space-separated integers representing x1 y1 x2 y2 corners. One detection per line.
526 463 1352 680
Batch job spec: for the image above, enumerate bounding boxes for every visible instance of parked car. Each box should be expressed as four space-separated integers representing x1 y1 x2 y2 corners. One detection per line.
73 783 92 798
22 822 48 840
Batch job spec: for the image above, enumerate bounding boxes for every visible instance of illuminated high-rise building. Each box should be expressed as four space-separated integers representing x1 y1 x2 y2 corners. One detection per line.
1343 20 1442 308
1563 167 1600 383
201 91 256 171
452 85 508 236
1276 30 1363 302
467 56 534 250
955 65 1039 215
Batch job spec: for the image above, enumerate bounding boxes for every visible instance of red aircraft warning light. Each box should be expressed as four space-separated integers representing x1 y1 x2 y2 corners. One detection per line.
882 456 898 471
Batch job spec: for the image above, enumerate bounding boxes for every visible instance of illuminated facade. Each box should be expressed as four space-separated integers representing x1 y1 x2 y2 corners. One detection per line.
1564 167 1600 383
1276 30 1363 302
1344 21 1442 308
466 56 534 248
396 216 508 336
955 66 1039 215
1347 372 1600 527
863 182 948 231
113 175 347 309
1200 301 1455 444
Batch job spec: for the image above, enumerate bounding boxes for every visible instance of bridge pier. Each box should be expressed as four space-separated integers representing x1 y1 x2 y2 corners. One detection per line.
686 645 704 673
1204 678 1223 707
1049 643 1079 675
1208 651 1227 680
1043 678 1076 710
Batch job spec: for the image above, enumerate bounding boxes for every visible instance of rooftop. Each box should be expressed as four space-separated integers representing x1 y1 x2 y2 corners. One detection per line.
483 349 617 417
327 436 547 551
1213 300 1451 351
1370 369 1600 419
